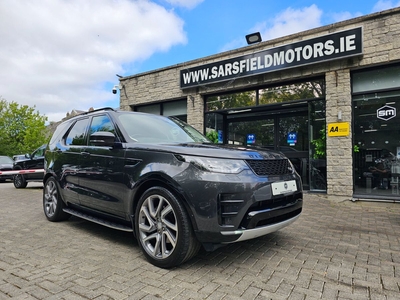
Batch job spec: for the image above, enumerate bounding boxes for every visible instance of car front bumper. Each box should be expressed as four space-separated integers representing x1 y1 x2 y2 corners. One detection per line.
177 168 303 247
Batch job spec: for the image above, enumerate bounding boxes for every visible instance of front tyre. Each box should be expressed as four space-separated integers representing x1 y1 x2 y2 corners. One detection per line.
135 187 200 268
43 177 70 222
14 174 28 188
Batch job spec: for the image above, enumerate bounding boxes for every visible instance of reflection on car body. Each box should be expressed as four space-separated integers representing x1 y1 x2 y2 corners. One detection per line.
12 154 27 161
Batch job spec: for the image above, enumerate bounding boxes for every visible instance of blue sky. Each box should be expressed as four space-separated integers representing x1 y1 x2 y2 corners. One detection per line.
133 0 398 73
0 0 399 122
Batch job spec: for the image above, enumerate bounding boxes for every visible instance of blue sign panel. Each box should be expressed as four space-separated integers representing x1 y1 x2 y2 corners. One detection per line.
287 132 297 146
218 130 223 143
247 134 256 144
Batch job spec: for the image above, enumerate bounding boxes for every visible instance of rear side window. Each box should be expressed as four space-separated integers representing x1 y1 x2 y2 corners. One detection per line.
49 122 71 145
88 115 116 146
89 115 115 135
65 118 90 146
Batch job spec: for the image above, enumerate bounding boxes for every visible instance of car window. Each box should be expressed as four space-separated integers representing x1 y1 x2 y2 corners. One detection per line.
88 115 116 146
65 118 90 146
89 115 115 134
0 156 13 164
32 146 45 158
118 113 209 143
49 121 71 145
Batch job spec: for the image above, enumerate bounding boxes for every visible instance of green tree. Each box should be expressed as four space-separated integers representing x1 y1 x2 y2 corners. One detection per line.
206 130 219 143
310 126 326 159
260 80 325 104
206 91 255 111
0 98 48 157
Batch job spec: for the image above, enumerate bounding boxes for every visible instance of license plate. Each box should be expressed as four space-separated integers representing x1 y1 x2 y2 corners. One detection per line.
271 180 297 195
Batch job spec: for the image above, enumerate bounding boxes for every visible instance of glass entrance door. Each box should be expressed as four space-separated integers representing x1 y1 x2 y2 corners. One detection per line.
226 109 312 189
277 113 309 189
204 78 326 191
227 118 275 147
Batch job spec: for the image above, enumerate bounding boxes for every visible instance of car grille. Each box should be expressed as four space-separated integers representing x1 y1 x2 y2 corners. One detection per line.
246 159 292 176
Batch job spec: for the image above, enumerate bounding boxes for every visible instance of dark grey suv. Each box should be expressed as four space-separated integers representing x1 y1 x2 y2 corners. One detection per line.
43 108 302 268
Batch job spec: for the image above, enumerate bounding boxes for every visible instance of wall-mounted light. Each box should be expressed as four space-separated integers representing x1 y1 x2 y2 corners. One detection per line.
245 32 262 45
337 110 342 121
189 95 195 107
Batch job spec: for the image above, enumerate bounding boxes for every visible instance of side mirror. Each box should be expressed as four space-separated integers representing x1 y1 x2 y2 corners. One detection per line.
90 131 116 147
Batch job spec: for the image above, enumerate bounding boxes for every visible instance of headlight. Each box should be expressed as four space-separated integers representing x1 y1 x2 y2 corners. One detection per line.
286 159 297 174
181 155 249 174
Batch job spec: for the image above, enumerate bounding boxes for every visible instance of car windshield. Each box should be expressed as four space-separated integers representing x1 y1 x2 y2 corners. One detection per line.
118 113 210 144
0 156 13 164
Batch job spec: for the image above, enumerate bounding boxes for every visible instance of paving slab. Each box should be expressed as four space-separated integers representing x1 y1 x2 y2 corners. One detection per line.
0 182 399 299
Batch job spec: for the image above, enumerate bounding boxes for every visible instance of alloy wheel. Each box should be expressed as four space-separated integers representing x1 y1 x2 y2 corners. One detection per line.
138 194 178 259
44 179 58 218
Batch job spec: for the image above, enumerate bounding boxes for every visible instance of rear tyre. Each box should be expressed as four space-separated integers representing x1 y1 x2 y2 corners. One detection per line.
135 187 200 268
43 177 70 221
14 174 28 189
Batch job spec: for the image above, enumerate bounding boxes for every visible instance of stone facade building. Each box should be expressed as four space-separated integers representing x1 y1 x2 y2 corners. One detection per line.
118 7 400 201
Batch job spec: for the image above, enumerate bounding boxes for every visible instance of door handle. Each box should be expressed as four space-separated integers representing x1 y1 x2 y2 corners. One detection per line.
81 152 90 158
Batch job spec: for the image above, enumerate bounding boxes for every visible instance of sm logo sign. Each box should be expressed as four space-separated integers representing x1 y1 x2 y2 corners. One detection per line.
377 105 396 121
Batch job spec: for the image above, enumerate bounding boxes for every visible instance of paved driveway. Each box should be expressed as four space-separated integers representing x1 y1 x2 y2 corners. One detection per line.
0 182 399 299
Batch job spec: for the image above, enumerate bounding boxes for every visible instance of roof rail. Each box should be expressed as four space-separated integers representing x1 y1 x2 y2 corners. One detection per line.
81 107 116 116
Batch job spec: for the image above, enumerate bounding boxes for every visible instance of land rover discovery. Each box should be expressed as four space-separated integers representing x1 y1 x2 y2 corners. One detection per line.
43 108 303 268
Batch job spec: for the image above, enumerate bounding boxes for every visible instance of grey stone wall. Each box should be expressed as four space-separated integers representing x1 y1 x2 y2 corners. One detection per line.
186 94 204 132
325 70 353 196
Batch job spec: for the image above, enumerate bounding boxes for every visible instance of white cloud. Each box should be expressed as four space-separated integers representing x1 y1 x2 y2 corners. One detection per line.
259 5 323 41
331 11 363 23
0 0 187 122
331 0 400 22
163 0 204 9
372 0 400 12
220 5 323 52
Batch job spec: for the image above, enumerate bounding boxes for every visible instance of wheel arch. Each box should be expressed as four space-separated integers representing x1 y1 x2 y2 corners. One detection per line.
43 171 67 204
43 172 53 186
130 174 199 234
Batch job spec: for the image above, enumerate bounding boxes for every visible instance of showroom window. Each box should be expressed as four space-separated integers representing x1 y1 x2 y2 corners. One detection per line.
205 80 325 113
352 65 400 198
134 99 187 122
204 79 325 143
204 79 326 191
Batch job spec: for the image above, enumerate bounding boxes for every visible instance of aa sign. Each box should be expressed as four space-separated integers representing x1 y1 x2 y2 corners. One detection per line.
327 122 350 137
